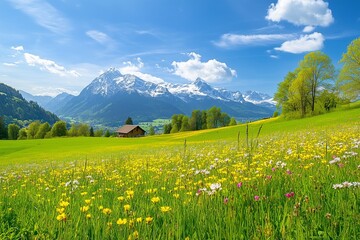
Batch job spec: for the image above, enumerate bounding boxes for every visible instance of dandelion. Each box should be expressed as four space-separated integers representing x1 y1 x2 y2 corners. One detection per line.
117 196 125 201
102 208 112 215
173 193 180 199
160 206 172 213
117 218 127 225
145 216 153 224
136 217 142 223
56 213 67 221
124 204 131 212
86 213 92 219
80 206 90 212
85 199 91 204
151 197 160 203
59 200 69 207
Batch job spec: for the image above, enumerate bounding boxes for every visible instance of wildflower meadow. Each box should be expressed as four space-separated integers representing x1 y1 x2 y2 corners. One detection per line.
0 117 359 239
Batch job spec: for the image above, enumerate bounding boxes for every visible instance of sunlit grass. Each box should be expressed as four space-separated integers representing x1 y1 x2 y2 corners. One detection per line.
0 105 359 238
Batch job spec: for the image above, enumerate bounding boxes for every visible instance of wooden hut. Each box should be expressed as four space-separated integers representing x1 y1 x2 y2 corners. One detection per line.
115 125 146 137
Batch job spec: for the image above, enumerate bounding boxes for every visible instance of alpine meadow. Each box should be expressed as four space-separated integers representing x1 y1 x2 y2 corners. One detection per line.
1 0 360 239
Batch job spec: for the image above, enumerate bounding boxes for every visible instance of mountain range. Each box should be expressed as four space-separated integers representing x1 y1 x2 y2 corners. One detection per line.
20 68 276 127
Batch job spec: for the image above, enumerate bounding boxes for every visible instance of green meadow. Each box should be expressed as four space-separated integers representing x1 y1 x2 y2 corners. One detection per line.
0 104 359 239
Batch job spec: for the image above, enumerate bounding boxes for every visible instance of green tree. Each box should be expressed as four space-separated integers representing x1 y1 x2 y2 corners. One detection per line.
299 51 335 113
68 123 78 137
229 117 237 126
78 123 90 136
149 125 155 135
163 123 172 134
125 117 133 125
206 106 221 129
89 127 94 137
274 71 297 112
289 69 312 117
18 128 27 140
179 116 190 132
51 121 67 137
170 123 179 133
219 112 230 127
189 110 202 130
27 121 41 139
35 122 51 139
201 111 207 129
0 116 7 139
94 129 104 137
8 123 20 140
104 130 111 137
338 37 360 100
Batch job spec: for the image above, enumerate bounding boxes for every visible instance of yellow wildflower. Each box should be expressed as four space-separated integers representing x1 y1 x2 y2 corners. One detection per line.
80 205 90 212
56 213 66 221
160 206 172 213
117 218 127 225
102 208 112 215
145 216 153 224
151 197 160 203
124 204 131 211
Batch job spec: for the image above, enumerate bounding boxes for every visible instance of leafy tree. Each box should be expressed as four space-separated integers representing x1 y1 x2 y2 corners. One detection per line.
201 111 207 129
299 51 335 112
179 116 190 132
8 123 20 140
229 117 237 126
27 121 41 139
319 90 340 112
35 122 51 139
0 116 7 139
189 110 202 130
206 106 221 129
125 117 133 125
18 128 27 140
149 125 155 135
163 123 172 134
274 71 297 112
51 121 67 137
219 112 230 127
94 129 104 137
289 69 312 117
78 124 90 136
170 123 179 133
338 37 360 100
104 130 111 137
89 127 94 137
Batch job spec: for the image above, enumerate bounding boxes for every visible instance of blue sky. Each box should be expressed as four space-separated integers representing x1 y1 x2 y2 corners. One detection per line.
0 0 359 97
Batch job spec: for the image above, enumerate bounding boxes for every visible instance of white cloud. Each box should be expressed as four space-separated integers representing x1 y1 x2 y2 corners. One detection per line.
171 52 236 83
214 33 295 48
86 30 113 45
119 58 164 84
31 86 79 97
275 32 324 54
266 0 334 27
3 63 17 67
270 55 279 59
303 25 315 33
24 53 80 77
8 0 71 34
11 46 24 51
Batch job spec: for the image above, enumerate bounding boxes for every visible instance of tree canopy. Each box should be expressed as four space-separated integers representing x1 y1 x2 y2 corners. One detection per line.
337 37 360 100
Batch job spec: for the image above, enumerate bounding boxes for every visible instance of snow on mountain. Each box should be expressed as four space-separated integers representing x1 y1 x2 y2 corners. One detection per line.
83 68 172 98
243 91 276 106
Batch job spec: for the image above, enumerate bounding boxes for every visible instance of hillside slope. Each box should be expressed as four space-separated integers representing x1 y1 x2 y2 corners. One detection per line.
0 83 59 125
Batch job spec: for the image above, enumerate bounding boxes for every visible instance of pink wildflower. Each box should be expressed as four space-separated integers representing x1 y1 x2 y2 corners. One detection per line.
254 195 260 201
285 192 295 198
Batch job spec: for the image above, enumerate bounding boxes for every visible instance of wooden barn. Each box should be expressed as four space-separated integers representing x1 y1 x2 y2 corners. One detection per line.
115 125 146 137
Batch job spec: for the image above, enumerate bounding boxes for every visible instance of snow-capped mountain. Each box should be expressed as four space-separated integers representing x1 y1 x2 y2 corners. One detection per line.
51 68 276 126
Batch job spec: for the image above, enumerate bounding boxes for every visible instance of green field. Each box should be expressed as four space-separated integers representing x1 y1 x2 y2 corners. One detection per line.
0 105 359 239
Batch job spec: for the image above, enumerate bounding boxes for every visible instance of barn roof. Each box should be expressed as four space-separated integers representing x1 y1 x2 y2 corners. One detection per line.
115 125 145 134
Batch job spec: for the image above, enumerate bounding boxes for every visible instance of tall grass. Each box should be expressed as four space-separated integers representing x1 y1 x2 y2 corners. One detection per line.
0 121 359 239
